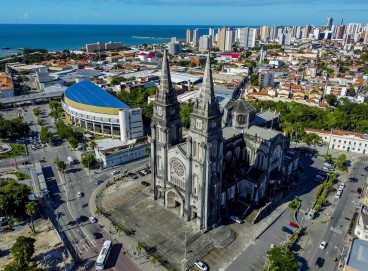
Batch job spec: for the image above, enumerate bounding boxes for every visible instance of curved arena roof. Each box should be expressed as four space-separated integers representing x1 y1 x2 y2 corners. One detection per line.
63 80 130 115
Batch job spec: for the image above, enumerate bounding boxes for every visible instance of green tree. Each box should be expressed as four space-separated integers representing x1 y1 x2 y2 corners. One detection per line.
324 94 337 106
144 146 151 155
335 154 347 172
265 244 299 271
150 256 158 267
136 242 145 255
180 102 194 128
25 202 37 233
10 236 36 269
302 133 321 145
249 74 259 86
115 224 123 237
0 181 31 217
89 140 97 150
39 127 52 144
54 158 66 172
95 208 102 217
32 108 40 117
81 151 97 169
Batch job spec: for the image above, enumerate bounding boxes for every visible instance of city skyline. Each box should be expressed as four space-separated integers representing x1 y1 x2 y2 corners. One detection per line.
2 0 368 26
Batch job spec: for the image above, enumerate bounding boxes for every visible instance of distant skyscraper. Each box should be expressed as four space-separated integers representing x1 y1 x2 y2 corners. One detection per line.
364 25 368 45
225 29 233 51
326 17 333 30
295 27 302 39
193 29 199 47
199 35 212 51
238 27 257 49
209 28 215 40
278 33 285 45
186 29 191 44
217 27 229 52
168 40 182 55
335 25 346 39
347 23 362 35
304 24 312 38
260 26 270 42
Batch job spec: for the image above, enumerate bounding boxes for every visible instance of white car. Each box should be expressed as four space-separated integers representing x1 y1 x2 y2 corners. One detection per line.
89 217 97 223
111 170 120 175
335 191 342 198
194 261 208 271
319 241 327 249
230 215 243 224
339 182 346 188
77 191 83 198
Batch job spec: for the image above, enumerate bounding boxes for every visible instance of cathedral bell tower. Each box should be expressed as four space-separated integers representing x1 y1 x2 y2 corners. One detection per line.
188 53 223 231
151 50 182 200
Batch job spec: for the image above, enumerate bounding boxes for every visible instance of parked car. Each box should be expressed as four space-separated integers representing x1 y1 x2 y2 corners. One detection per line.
319 241 327 249
89 217 97 223
289 221 299 228
230 215 243 224
111 170 120 175
357 187 363 194
83 259 94 270
77 191 83 198
194 261 208 271
315 257 325 268
335 191 342 198
95 180 103 185
93 232 103 239
141 181 150 187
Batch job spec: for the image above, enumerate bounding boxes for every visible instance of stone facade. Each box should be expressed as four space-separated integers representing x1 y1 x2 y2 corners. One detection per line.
151 51 299 231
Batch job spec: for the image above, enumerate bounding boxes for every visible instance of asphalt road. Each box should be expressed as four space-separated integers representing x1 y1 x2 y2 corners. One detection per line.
10 102 145 271
297 154 368 271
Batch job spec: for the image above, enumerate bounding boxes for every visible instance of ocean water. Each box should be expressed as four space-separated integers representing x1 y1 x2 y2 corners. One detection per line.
0 24 221 56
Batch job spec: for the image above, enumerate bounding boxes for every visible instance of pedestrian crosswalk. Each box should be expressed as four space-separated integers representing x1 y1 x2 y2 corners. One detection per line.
30 145 68 154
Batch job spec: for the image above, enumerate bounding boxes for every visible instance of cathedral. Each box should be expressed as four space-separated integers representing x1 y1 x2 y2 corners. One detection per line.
150 51 299 231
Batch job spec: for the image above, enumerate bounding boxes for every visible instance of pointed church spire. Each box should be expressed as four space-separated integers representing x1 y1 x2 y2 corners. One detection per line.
196 53 219 116
157 50 176 103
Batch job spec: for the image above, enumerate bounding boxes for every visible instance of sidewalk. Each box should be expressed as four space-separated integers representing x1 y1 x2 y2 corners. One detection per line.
89 180 168 271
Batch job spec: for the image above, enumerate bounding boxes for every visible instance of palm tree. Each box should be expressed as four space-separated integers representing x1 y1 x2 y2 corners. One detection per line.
90 140 97 150
150 256 158 268
26 202 37 233
136 242 145 255
115 224 123 237
95 208 102 217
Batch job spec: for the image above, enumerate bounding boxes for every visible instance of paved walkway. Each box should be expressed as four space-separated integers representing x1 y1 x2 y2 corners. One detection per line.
89 179 168 271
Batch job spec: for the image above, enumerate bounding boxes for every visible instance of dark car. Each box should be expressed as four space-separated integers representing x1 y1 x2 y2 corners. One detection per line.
83 259 94 270
93 232 103 239
141 181 150 187
357 187 363 194
315 257 325 268
95 180 103 185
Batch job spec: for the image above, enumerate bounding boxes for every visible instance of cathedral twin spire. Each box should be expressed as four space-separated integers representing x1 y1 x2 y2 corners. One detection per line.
156 50 176 104
157 50 219 118
195 53 220 118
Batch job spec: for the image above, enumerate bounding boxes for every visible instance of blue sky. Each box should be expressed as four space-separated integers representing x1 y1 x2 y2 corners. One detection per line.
2 0 368 26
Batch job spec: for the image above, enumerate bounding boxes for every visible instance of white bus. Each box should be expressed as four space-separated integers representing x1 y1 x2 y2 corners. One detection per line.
95 240 112 270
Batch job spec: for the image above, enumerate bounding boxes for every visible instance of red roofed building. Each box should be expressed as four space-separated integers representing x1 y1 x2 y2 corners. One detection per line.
219 53 240 61
304 128 368 154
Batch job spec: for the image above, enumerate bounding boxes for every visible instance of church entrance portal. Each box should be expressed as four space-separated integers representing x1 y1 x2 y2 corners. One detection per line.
166 190 183 216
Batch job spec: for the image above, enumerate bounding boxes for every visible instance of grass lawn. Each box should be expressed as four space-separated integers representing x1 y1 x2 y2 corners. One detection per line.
73 127 86 133
9 171 31 180
0 143 26 160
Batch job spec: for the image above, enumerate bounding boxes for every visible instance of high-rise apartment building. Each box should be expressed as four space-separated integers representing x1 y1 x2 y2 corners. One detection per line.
224 29 234 51
260 26 270 42
364 25 368 45
238 27 256 49
209 28 215 40
278 33 285 45
335 24 346 39
193 29 199 47
259 72 275 87
217 27 229 52
304 24 312 38
326 17 333 30
186 29 191 44
347 23 362 35
168 40 182 55
199 35 212 51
